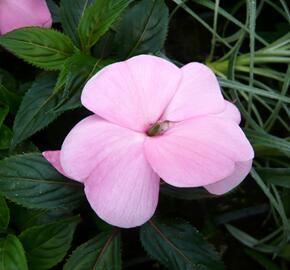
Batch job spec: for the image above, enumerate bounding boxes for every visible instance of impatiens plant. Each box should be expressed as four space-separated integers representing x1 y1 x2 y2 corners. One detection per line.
0 0 289 269
44 55 254 228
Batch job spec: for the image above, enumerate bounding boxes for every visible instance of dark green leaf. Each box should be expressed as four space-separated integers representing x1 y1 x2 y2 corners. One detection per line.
0 153 83 209
244 249 281 270
225 224 276 253
140 218 224 270
64 230 121 270
10 203 73 231
246 129 290 157
0 28 76 70
160 183 214 200
0 125 12 150
19 216 80 270
78 0 131 51
256 168 290 188
0 235 28 270
47 0 61 23
0 84 21 114
12 73 60 147
115 0 169 58
60 0 92 46
53 54 111 112
0 196 9 231
0 68 18 93
0 103 8 127
92 30 115 58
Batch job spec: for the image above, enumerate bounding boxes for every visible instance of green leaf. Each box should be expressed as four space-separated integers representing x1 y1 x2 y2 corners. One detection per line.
10 204 73 231
0 125 12 150
0 103 8 127
244 249 281 270
0 153 83 209
140 218 224 270
0 27 76 70
160 183 214 200
53 54 111 112
12 73 60 147
115 0 169 58
0 85 20 115
0 196 9 231
0 68 18 94
47 0 61 23
246 129 290 157
19 216 80 270
225 224 276 253
256 168 290 188
0 235 28 270
78 0 131 51
64 230 121 270
60 0 92 46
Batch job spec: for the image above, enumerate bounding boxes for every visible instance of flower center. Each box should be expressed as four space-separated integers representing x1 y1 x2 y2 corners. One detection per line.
146 121 170 137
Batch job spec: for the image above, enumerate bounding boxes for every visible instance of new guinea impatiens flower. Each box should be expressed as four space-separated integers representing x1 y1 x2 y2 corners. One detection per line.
43 55 254 228
0 0 52 35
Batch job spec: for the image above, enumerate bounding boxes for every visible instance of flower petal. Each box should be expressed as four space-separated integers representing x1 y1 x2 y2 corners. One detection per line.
162 62 225 121
42 150 73 180
144 116 254 187
0 0 52 35
81 55 181 132
204 159 252 195
215 101 241 124
84 138 160 228
60 115 147 181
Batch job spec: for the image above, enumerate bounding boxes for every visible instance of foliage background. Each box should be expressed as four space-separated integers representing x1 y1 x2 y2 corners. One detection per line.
0 0 289 269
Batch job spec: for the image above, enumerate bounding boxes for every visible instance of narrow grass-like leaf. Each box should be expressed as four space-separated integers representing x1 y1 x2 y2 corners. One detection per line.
257 168 290 188
246 129 290 157
0 153 83 209
225 224 277 253
244 249 281 270
219 78 290 103
64 230 121 270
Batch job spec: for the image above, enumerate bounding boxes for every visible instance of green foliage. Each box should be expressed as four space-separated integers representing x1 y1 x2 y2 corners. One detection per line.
115 0 169 58
0 153 83 209
0 69 20 114
160 183 214 200
78 0 131 52
0 27 76 70
53 53 109 112
0 0 289 268
0 235 28 270
0 196 9 231
60 0 92 46
19 216 80 270
64 230 121 270
140 218 225 270
12 73 60 147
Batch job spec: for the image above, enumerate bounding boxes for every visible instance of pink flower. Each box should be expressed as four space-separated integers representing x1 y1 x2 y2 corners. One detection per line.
43 55 254 228
0 0 52 35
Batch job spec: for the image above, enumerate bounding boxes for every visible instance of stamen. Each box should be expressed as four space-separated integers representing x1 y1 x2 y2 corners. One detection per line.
146 123 161 137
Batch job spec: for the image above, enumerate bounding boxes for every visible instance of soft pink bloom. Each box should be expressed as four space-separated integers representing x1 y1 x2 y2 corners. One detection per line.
0 0 52 35
43 55 254 228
